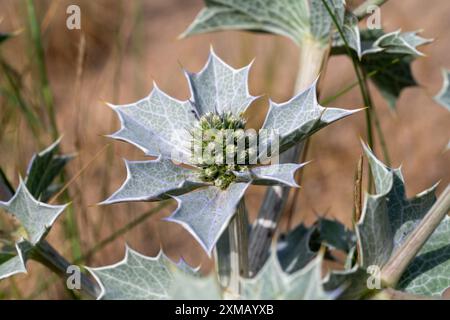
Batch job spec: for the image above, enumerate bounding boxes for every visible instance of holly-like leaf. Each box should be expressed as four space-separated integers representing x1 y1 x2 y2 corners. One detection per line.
182 0 310 45
277 223 316 274
166 183 250 255
25 138 73 201
170 271 223 300
361 143 437 257
331 12 362 58
235 163 307 187
434 69 450 112
0 241 29 280
185 48 258 116
241 251 329 300
108 83 197 163
0 180 67 245
261 80 361 154
397 216 450 296
101 158 205 205
334 29 432 109
88 246 197 300
365 30 432 57
325 143 439 299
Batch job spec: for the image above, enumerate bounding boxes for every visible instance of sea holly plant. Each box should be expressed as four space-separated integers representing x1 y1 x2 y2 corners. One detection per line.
87 245 330 300
333 28 433 109
322 143 450 299
182 0 370 276
0 141 99 297
100 48 359 295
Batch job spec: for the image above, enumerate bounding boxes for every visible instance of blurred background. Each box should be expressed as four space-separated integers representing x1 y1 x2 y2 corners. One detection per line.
0 0 448 299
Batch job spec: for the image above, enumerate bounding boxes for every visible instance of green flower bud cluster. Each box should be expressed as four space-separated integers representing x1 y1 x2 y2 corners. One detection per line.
190 112 255 189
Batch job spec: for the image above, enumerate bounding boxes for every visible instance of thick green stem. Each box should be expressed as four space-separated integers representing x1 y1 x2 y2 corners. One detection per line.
381 185 450 287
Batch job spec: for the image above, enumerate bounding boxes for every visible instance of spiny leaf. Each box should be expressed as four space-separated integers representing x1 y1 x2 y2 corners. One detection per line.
361 143 437 258
166 183 250 255
261 80 361 154
25 138 74 201
310 0 345 42
364 30 432 57
325 142 439 298
331 11 361 58
235 163 307 187
185 48 258 116
108 83 197 163
434 69 450 112
170 271 223 300
241 251 329 299
101 158 206 205
0 180 67 245
87 245 197 300
0 241 30 281
334 28 432 109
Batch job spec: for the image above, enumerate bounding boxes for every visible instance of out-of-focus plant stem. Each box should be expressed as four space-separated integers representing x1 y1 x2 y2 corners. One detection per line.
248 36 329 276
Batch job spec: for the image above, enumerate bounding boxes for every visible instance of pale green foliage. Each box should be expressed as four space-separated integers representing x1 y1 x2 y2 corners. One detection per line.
334 29 433 109
0 181 66 280
88 246 329 300
105 49 357 256
0 141 70 282
241 252 329 299
167 182 250 254
170 272 223 300
398 216 450 296
88 246 197 300
434 69 450 112
0 181 67 245
182 0 347 46
235 163 307 187
0 241 29 280
261 80 360 155
101 158 205 204
325 143 450 299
